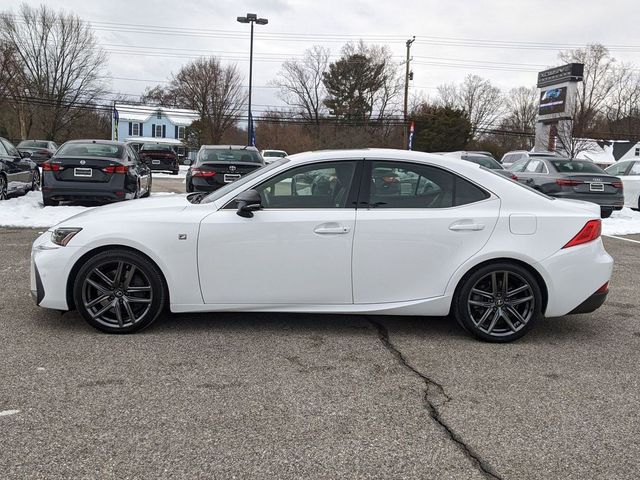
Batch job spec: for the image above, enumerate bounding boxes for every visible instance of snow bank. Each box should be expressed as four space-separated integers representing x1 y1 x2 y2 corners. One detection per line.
602 208 640 236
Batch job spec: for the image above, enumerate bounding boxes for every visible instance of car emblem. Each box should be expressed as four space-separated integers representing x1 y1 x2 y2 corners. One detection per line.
229 165 237 172
592 178 601 182
80 160 86 165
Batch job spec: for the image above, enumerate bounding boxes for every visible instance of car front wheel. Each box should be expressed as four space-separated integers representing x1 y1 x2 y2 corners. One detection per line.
0 175 7 200
73 249 166 333
31 169 41 191
454 263 542 342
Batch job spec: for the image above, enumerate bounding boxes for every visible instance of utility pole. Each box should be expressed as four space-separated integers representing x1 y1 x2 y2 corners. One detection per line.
403 36 415 149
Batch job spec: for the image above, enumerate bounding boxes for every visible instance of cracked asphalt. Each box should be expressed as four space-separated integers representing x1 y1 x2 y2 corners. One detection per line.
1 227 639 479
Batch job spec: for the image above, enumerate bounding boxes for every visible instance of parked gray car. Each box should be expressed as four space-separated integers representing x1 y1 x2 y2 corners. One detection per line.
508 157 623 218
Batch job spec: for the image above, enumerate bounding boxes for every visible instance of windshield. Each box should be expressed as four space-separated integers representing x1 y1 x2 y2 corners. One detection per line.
199 148 263 164
56 142 123 158
551 160 605 174
462 155 503 169
18 140 49 149
141 143 175 151
200 158 288 204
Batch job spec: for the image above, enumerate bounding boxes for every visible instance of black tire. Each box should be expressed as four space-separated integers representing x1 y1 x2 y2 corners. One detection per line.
186 180 194 193
30 169 41 191
171 169 179 175
73 249 166 334
43 197 59 207
600 207 613 219
0 174 7 200
453 262 542 343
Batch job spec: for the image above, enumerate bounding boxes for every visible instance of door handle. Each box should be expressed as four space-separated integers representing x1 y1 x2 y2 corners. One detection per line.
449 223 485 231
314 223 351 234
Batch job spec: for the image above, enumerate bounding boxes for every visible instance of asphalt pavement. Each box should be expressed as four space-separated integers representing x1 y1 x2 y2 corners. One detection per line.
0 187 639 479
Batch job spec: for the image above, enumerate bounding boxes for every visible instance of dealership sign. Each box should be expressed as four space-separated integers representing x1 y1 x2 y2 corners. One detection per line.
537 63 584 88
539 86 567 115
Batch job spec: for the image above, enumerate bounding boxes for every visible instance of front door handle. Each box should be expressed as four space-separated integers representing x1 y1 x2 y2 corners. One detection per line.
449 223 485 231
314 223 351 234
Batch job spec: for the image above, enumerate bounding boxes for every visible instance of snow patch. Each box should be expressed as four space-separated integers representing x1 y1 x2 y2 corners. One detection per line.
602 208 640 236
152 165 188 179
0 409 20 417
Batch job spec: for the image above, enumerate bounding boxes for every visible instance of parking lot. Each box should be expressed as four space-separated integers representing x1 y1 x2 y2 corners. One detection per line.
1 188 639 479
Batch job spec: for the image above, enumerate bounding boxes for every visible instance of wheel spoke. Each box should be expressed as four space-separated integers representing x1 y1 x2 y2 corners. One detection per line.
506 305 528 325
85 294 110 308
486 309 501 333
469 299 493 307
122 298 136 323
491 272 498 296
474 306 493 328
123 265 137 289
503 271 508 294
92 268 114 288
510 296 533 306
471 288 493 299
86 278 109 295
500 309 518 332
114 299 124 327
93 299 116 318
506 284 529 298
126 296 151 304
113 261 124 286
126 286 151 293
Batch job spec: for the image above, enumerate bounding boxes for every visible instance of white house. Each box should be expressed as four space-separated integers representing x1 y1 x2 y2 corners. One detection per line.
112 103 199 145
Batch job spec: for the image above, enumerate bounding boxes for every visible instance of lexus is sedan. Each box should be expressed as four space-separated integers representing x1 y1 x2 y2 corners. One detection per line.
31 149 613 342
41 140 151 206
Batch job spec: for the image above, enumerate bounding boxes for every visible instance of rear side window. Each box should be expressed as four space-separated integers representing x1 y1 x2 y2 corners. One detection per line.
367 161 489 208
509 158 529 172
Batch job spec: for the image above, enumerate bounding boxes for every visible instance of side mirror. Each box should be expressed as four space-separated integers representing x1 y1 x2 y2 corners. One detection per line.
236 189 262 218
21 151 31 158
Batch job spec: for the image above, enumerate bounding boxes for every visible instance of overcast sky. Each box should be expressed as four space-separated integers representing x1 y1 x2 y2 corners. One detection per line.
2 0 640 112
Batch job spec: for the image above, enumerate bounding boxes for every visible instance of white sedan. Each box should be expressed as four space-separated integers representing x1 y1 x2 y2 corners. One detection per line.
31 149 613 342
605 160 640 210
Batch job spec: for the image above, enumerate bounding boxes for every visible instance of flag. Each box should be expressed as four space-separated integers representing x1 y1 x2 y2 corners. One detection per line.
113 107 119 141
408 121 415 150
250 113 256 147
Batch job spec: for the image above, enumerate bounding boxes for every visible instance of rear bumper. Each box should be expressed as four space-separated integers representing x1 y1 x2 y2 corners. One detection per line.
191 177 226 191
42 172 131 202
550 192 624 209
148 161 179 173
568 291 608 314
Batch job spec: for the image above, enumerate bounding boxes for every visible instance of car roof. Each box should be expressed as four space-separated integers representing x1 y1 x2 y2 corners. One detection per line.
62 139 125 147
200 145 259 151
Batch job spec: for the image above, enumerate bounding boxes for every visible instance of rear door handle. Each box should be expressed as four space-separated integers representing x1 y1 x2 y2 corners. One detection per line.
314 223 351 234
449 223 485 231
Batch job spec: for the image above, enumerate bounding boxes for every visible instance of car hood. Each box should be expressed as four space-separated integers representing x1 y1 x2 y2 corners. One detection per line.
55 194 193 228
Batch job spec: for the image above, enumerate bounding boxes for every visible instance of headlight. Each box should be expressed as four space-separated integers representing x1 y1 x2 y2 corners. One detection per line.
51 227 82 246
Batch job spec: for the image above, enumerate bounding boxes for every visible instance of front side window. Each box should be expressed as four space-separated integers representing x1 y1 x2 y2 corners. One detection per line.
524 159 547 173
605 162 631 176
509 158 529 172
629 162 640 176
367 161 489 208
0 141 7 156
256 161 357 209
1 139 19 157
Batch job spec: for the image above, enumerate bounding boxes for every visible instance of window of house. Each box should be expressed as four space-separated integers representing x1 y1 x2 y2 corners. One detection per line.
367 161 489 209
256 161 357 209
156 110 162 119
155 125 163 138
178 126 185 139
132 123 140 136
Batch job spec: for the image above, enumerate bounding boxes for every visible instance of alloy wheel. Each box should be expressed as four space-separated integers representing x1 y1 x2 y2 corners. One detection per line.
0 176 6 200
32 170 40 191
466 270 535 338
81 260 153 329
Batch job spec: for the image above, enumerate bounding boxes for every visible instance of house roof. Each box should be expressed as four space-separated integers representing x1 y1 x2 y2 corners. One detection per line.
124 136 184 145
115 103 199 126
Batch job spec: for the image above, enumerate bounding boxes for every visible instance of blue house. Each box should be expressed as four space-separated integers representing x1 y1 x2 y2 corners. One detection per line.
112 103 199 155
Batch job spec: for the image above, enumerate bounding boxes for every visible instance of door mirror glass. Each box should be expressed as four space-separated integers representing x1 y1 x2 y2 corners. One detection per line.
236 189 262 218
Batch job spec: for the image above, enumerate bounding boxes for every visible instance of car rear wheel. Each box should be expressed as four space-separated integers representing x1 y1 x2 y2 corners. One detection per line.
454 263 542 342
141 177 152 198
0 175 7 200
186 180 194 193
600 207 613 219
43 197 59 207
31 169 41 191
73 249 166 334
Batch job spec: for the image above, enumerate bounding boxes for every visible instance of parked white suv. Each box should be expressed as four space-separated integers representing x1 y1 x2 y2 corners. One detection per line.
501 150 559 168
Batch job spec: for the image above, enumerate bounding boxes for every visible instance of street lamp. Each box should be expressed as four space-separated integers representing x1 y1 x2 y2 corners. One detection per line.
237 13 268 146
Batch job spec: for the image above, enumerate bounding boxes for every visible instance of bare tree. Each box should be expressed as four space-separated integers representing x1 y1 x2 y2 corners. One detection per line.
271 45 329 128
0 3 108 140
435 75 503 139
603 65 640 139
170 57 246 144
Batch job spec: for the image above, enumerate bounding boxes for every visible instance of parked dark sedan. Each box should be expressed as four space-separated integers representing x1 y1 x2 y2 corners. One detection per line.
138 142 180 174
508 157 623 218
41 140 151 206
0 137 40 200
186 145 264 193
16 140 58 165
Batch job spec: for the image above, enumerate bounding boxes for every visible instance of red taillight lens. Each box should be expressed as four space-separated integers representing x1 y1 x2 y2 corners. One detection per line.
510 173 518 180
596 282 609 294
192 168 216 178
102 165 128 174
556 178 580 187
611 181 623 189
38 149 49 156
42 162 63 171
562 219 601 248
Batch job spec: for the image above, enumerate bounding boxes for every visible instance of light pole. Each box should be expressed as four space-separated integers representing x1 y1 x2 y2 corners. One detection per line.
237 13 268 146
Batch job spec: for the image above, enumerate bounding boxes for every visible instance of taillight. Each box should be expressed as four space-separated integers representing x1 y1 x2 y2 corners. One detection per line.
102 165 129 174
37 149 50 156
562 219 601 248
611 181 623 189
192 168 216 178
556 178 580 187
42 162 63 171
510 173 518 180
596 282 609 294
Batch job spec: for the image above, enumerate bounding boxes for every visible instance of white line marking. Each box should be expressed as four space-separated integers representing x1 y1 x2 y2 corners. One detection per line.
0 410 20 417
604 235 640 244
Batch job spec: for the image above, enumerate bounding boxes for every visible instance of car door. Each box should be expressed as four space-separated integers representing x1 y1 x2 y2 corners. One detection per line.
197 160 362 305
0 140 22 193
352 159 500 304
623 161 640 208
0 138 31 189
